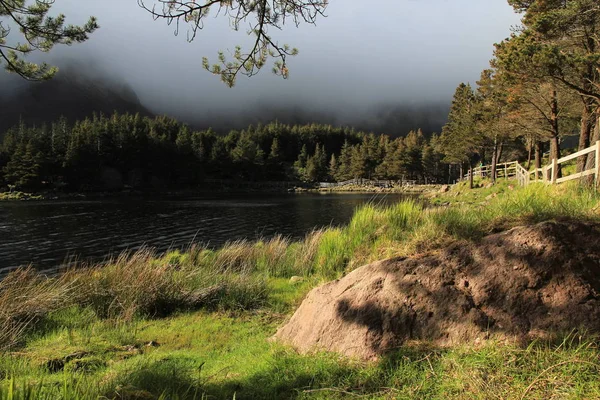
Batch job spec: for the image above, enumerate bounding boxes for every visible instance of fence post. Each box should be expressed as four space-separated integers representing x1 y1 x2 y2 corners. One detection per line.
504 163 507 180
551 158 558 184
595 140 600 188
542 166 547 184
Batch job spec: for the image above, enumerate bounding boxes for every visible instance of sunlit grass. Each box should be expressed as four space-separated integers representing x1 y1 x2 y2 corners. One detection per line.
1 310 599 399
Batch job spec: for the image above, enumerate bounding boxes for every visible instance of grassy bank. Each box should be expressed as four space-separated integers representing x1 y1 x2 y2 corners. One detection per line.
1 181 600 398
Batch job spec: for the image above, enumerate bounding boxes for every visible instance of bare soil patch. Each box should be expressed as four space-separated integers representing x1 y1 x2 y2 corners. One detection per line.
274 221 600 360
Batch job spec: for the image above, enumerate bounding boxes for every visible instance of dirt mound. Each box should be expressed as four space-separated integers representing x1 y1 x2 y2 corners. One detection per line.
274 221 600 360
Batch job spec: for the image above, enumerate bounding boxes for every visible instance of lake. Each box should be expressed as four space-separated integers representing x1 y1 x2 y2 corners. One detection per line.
0 193 410 274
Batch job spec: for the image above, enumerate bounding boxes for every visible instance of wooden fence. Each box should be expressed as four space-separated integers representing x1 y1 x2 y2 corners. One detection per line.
461 141 600 187
463 161 518 181
319 178 419 188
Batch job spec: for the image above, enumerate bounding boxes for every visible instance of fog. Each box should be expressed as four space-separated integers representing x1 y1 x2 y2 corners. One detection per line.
1 0 521 134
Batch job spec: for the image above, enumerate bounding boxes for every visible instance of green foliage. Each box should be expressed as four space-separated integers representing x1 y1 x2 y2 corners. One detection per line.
140 0 326 86
438 83 482 166
0 1 98 80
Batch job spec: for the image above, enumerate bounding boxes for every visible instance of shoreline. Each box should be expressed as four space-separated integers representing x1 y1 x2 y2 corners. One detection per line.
0 184 442 201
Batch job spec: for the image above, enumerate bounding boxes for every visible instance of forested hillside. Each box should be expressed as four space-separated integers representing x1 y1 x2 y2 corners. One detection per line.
0 114 453 191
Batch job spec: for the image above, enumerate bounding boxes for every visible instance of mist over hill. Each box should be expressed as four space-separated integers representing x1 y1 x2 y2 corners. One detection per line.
0 66 449 139
177 100 449 137
0 66 153 135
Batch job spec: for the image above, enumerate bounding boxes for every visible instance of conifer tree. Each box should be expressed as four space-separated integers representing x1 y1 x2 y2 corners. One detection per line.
475 68 515 182
328 153 338 181
0 1 98 80
439 83 481 188
502 0 600 175
335 140 352 181
350 146 367 180
269 138 281 162
140 0 327 86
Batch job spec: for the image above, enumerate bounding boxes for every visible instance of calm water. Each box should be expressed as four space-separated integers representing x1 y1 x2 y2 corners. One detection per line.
0 193 409 274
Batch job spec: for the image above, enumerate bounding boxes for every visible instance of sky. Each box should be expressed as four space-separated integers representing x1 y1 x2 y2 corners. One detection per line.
2 0 522 133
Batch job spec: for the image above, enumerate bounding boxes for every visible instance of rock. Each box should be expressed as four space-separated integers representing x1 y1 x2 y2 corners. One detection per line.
508 185 515 190
439 185 450 193
484 183 494 189
289 276 304 284
274 221 600 360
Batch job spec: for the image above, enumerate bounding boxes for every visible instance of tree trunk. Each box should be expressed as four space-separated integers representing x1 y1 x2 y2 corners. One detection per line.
535 141 543 169
549 136 561 181
469 161 474 189
580 54 597 173
550 89 562 180
526 138 533 170
577 99 594 172
583 113 600 186
490 137 498 183
497 142 504 168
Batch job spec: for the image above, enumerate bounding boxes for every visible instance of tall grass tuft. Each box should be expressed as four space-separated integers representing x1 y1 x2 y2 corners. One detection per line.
210 240 257 274
314 228 349 279
292 228 326 276
0 268 75 350
253 235 290 276
74 249 196 319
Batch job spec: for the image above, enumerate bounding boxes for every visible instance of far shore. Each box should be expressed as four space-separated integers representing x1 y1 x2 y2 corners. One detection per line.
0 183 443 201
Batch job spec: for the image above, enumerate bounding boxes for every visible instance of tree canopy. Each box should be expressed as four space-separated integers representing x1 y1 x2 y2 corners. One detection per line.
0 0 98 80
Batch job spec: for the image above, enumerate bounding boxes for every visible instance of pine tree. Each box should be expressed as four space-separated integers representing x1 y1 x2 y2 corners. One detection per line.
335 140 352 181
438 83 482 187
499 1 600 177
350 146 367 180
1 3 97 80
329 154 338 181
293 144 309 180
269 137 281 161
4 142 43 190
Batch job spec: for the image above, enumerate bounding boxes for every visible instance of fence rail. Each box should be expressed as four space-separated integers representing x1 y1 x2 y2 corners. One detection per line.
319 178 419 188
462 161 518 181
460 141 600 188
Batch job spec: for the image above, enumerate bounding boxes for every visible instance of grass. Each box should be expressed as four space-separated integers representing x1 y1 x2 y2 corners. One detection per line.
1 309 599 399
1 180 600 398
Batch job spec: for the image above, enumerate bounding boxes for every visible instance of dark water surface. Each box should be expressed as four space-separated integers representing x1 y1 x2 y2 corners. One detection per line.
0 193 409 274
